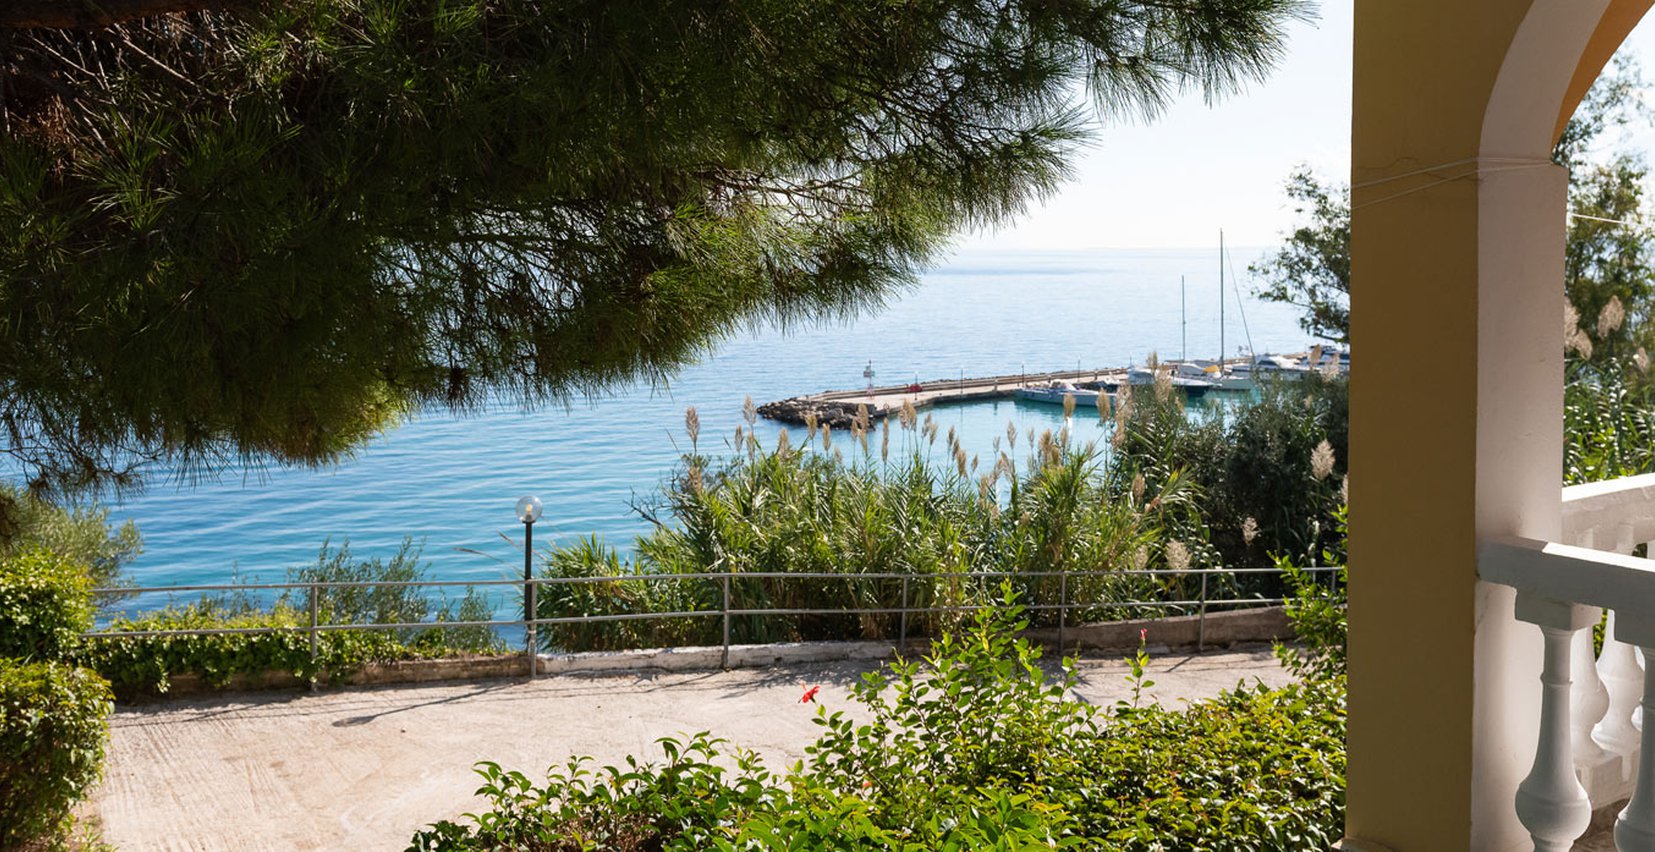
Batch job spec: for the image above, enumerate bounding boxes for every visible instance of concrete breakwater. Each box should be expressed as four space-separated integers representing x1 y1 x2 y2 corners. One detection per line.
756 367 1128 427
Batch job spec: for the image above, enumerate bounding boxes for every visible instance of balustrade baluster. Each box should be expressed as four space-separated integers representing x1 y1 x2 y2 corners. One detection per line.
1599 608 1645 757
1614 616 1655 849
1515 595 1595 852
1576 628 1611 763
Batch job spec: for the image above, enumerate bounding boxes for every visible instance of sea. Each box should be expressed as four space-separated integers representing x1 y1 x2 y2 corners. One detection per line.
106 247 1313 593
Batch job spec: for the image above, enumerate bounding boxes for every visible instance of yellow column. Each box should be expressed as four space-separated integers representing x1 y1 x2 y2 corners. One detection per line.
1348 2 1650 849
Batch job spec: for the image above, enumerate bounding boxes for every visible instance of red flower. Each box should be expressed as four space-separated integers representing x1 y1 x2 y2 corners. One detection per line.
800 685 820 703
1139 628 1148 643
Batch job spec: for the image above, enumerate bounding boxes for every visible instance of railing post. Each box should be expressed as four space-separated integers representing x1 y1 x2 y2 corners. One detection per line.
307 582 319 693
526 579 537 680
1197 568 1209 652
1514 594 1595 852
1057 568 1067 651
721 572 731 669
899 575 909 651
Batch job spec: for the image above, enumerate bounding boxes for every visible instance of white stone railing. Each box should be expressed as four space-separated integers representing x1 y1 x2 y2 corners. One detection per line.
1479 473 1655 851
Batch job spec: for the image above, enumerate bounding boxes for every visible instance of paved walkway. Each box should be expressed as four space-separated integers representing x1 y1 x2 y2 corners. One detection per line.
91 646 1291 852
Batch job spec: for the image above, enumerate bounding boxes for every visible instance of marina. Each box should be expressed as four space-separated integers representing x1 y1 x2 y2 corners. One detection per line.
756 349 1347 427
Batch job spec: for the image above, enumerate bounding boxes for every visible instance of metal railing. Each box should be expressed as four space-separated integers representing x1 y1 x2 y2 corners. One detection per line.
86 564 1337 682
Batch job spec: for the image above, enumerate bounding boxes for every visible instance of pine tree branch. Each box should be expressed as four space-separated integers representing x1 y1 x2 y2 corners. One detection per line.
0 0 262 29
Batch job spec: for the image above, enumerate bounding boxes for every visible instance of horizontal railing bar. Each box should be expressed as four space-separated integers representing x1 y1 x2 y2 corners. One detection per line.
84 618 525 638
91 565 1334 597
83 597 1291 640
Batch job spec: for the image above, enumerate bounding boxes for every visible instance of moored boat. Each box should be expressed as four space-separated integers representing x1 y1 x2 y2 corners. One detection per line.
1013 380 1107 408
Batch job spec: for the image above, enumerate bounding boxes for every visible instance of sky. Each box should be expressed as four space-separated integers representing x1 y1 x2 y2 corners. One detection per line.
959 1 1655 252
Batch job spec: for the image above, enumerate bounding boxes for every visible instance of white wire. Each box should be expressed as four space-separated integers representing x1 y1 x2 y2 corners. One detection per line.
1351 161 1555 211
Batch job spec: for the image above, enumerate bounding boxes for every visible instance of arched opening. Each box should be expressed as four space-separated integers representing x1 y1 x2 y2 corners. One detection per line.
1348 2 1652 849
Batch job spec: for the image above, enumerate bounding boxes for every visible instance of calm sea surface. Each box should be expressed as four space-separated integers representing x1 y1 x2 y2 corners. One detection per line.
109 248 1312 590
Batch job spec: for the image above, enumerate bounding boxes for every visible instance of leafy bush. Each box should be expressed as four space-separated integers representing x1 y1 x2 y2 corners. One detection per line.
410 736 786 850
414 596 1346 850
82 542 505 694
1068 678 1346 850
539 425 1163 652
0 659 113 850
1564 363 1655 485
80 600 383 693
287 539 502 654
1111 372 1347 578
0 486 141 593
805 601 1099 818
0 548 95 661
409 733 1082 852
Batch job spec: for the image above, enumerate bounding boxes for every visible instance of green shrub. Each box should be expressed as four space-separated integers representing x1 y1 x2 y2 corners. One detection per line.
0 659 113 850
1111 373 1347 578
539 426 1163 652
805 598 1099 818
81 540 506 695
1274 507 1348 682
0 548 95 661
413 595 1346 851
79 597 508 695
1564 363 1655 484
1066 678 1346 850
0 486 142 594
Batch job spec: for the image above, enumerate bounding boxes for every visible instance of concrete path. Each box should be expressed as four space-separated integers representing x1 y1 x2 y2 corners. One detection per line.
91 646 1291 852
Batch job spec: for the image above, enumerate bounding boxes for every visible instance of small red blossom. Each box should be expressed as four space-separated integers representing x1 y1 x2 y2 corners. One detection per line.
800 685 820 703
1139 628 1148 643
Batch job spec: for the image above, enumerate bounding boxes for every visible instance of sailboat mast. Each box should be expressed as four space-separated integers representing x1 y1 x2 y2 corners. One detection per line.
1218 230 1225 369
1181 275 1187 362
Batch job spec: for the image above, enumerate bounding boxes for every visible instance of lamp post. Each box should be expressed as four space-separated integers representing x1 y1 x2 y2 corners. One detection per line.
515 495 543 678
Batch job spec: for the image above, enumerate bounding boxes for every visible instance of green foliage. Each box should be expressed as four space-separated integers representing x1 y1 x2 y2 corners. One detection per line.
80 542 504 694
535 382 1351 653
1564 364 1655 484
0 486 141 591
1110 373 1347 578
410 732 1082 852
1273 510 1348 682
79 600 375 694
0 0 1306 501
539 424 1161 652
286 538 500 653
806 599 1100 813
411 596 1345 851
1068 679 1346 850
1248 168 1350 344
410 737 790 851
0 548 95 662
0 659 114 850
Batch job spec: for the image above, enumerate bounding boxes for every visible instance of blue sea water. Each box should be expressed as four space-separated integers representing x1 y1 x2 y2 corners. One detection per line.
108 248 1313 592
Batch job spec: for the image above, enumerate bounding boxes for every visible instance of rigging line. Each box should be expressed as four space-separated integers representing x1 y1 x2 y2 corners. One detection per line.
1351 156 1551 190
1222 243 1255 359
1350 162 1553 211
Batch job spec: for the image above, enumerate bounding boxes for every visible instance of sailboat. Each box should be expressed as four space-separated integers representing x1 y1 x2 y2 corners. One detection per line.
1191 230 1256 391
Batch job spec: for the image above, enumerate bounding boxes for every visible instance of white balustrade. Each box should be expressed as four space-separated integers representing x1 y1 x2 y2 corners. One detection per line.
1512 594 1596 851
1481 524 1655 851
1575 626 1611 763
1593 526 1645 764
1597 608 1645 757
1613 612 1655 849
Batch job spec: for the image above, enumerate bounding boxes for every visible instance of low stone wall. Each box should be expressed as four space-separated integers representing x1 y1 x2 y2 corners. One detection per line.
144 606 1293 698
1022 606 1294 653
